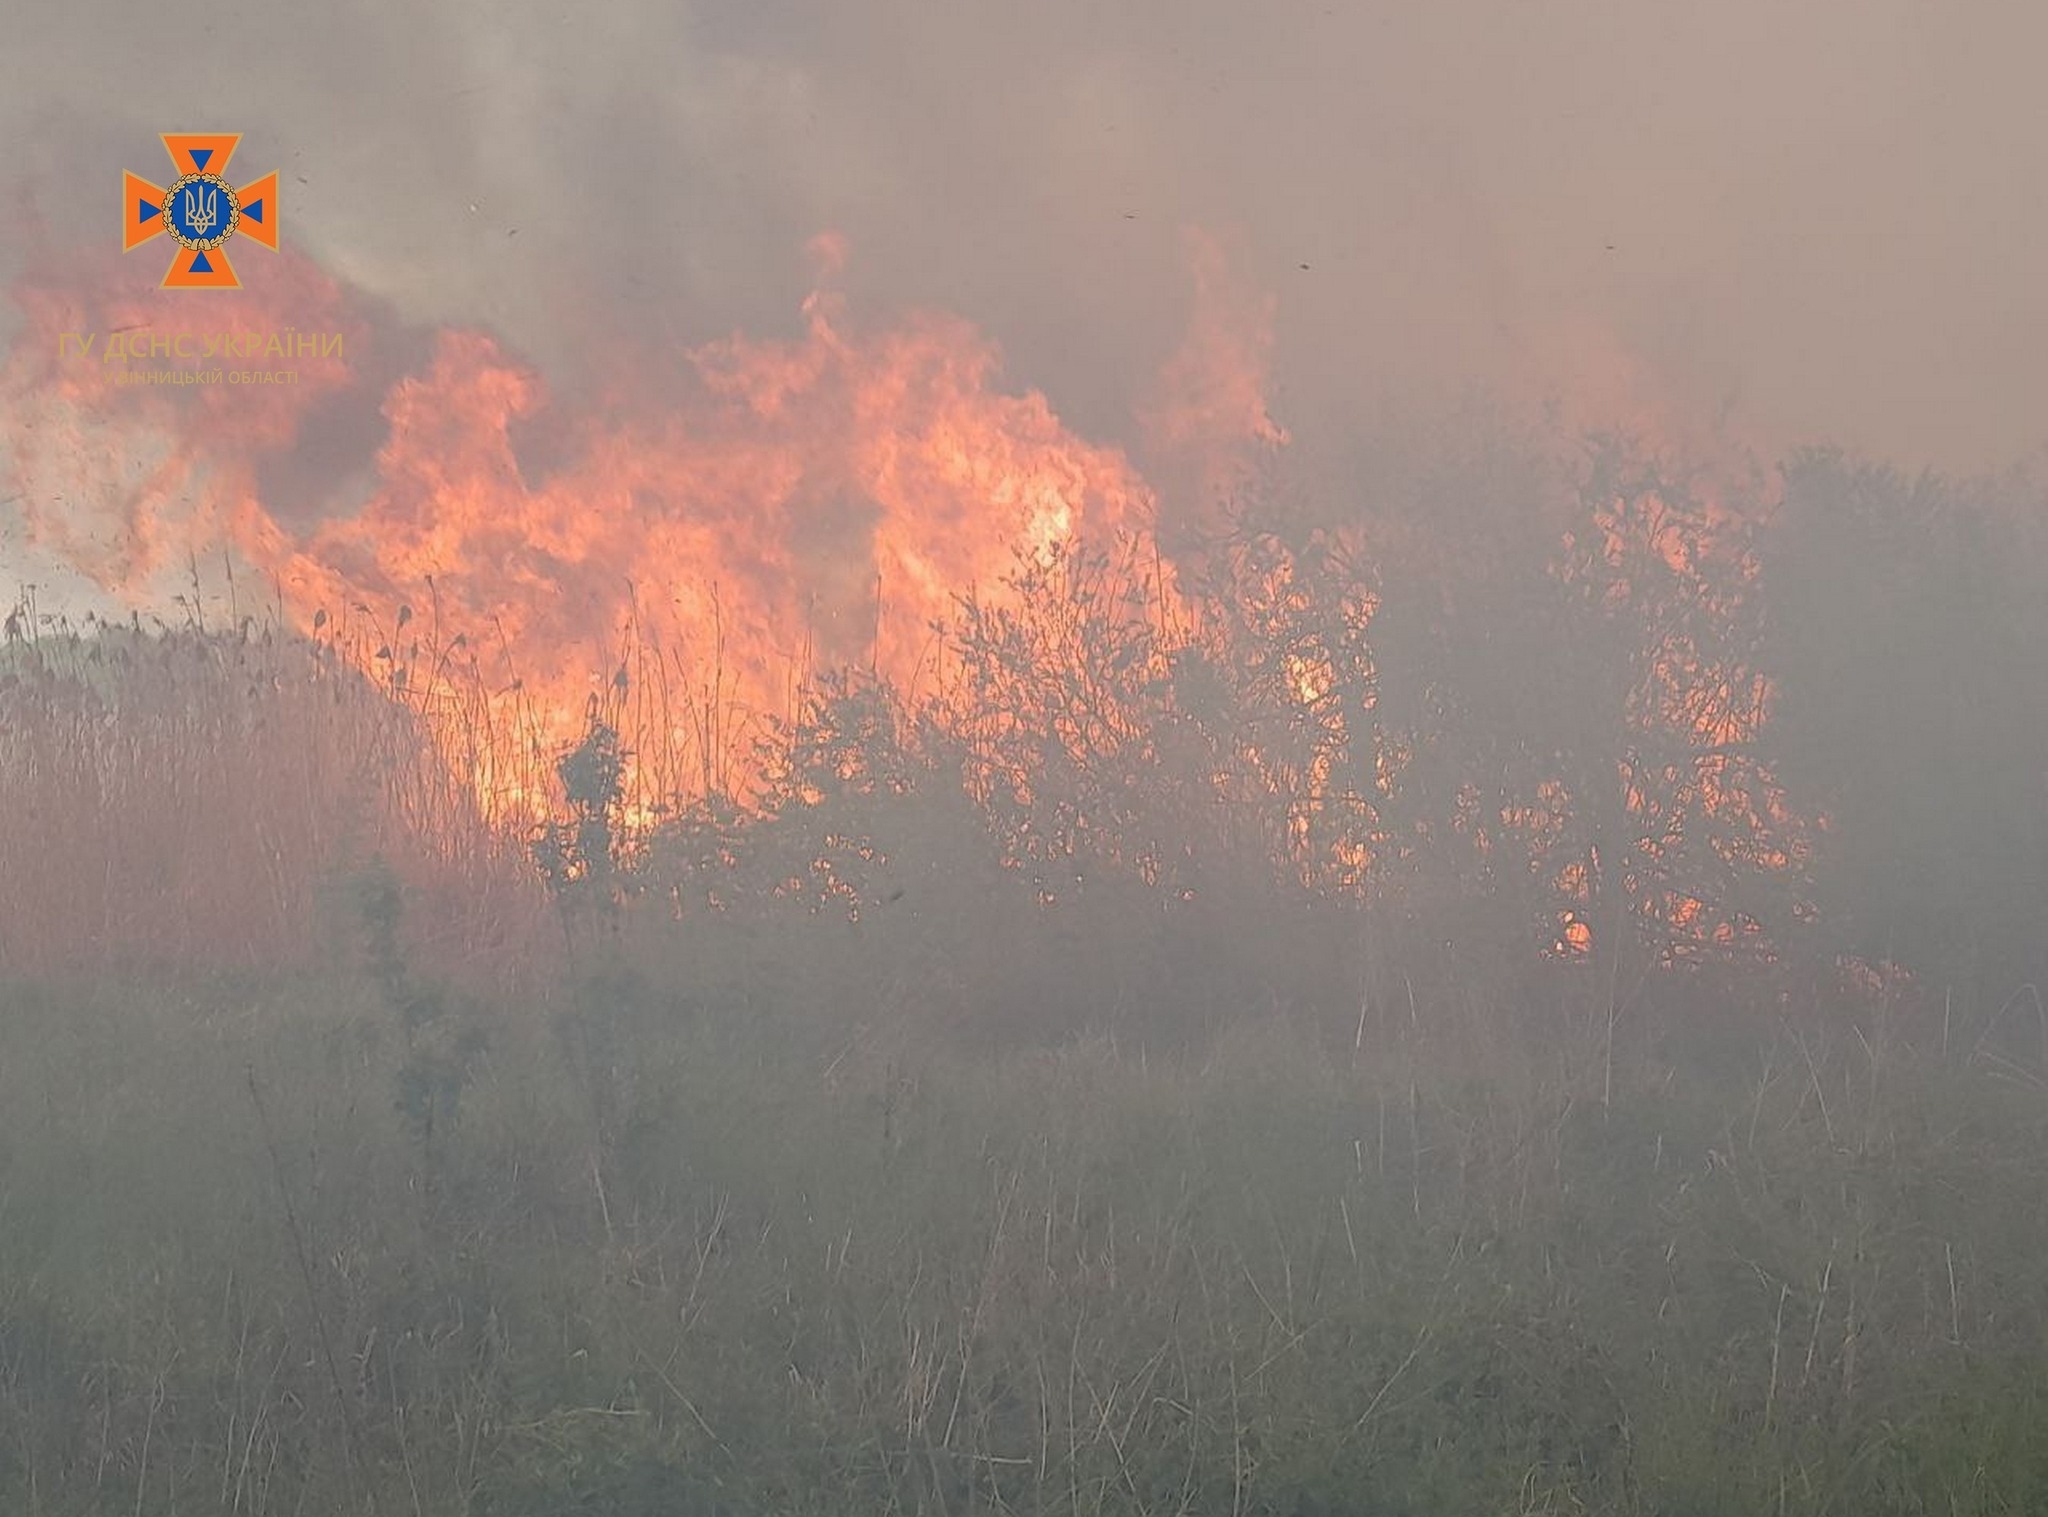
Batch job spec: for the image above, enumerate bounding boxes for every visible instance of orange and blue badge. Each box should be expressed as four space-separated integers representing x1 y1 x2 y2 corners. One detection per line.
123 134 278 289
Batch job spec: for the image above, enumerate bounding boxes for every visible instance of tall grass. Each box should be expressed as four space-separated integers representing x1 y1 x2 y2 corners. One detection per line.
3 439 2046 1512
0 610 543 984
4 951 2048 1515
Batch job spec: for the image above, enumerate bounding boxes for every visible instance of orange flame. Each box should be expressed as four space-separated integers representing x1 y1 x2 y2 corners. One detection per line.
2 227 1809 970
4 238 1189 819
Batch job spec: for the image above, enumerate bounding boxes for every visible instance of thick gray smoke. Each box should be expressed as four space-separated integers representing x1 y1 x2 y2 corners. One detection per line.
4 0 2046 486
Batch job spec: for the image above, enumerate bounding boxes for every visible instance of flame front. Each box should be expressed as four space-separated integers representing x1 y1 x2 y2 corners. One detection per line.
4 239 1182 820
1 229 1807 969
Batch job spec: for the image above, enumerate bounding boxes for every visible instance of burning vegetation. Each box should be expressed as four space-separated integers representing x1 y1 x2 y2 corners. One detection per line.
0 232 1899 1001
4 209 2048 1514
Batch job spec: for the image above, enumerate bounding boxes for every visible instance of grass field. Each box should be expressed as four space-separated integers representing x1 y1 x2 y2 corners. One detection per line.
5 441 2048 1513
6 931 2048 1516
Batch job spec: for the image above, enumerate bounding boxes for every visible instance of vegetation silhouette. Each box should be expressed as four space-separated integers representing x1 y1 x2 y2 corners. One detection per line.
4 438 2047 1513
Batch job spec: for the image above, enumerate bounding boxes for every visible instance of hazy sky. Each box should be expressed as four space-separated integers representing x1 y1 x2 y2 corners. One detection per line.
4 0 2045 533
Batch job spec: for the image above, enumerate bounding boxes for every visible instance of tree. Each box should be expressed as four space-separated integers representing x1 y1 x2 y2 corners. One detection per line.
1758 451 2048 1018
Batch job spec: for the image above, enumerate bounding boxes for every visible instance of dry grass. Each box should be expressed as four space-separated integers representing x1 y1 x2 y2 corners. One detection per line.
4 944 2048 1515
3 434 2046 1512
0 615 545 986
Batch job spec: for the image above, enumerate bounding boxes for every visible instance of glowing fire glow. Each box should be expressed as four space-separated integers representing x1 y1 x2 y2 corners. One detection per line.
1 227 1809 967
3 239 1187 820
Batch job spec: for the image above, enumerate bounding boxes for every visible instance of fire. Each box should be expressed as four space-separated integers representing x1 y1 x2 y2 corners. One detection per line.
4 238 1170 820
1139 227 1290 556
2 248 361 591
1 224 1812 971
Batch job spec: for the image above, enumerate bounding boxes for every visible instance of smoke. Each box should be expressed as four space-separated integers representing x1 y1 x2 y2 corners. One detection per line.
5 0 2046 502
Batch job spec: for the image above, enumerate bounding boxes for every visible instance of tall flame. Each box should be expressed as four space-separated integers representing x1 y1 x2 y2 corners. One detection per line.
1 225 1806 971
4 236 1190 817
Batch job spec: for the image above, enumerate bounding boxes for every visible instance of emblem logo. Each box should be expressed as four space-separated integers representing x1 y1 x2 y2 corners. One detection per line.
124 134 278 289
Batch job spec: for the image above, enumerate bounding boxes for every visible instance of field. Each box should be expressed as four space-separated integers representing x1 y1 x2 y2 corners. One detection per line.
4 446 2048 1515
7 935 2048 1516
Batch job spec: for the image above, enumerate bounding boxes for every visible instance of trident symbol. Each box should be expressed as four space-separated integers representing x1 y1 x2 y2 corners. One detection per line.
183 182 218 239
125 135 280 287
